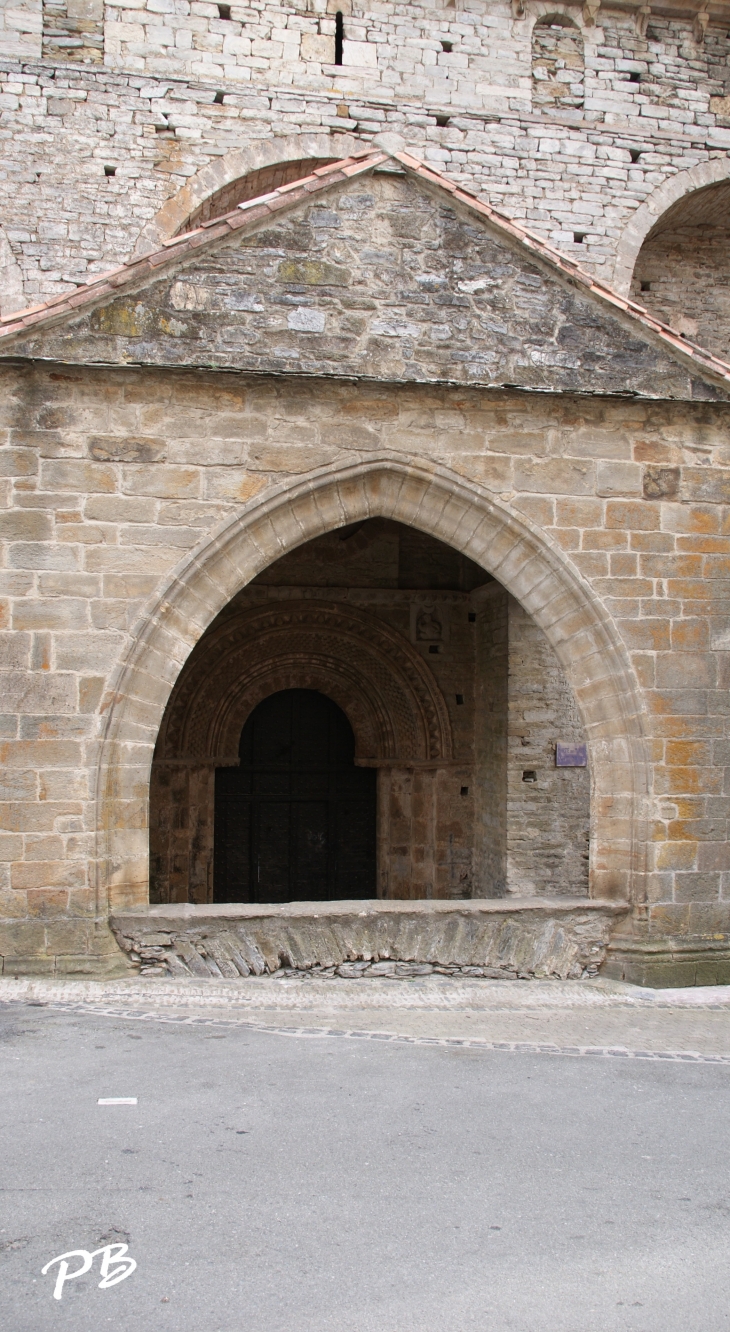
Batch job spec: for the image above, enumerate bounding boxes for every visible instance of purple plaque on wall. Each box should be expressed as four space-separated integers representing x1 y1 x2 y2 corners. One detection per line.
555 742 587 768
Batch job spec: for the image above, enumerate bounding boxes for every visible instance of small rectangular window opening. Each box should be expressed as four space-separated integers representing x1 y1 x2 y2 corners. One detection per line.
522 770 538 783
335 11 344 65
455 694 465 705
628 70 641 82
217 3 232 18
428 644 440 654
573 232 586 244
460 786 469 796
441 40 453 52
435 114 450 127
214 90 225 104
629 148 641 162
104 165 116 177
640 279 651 292
468 611 476 623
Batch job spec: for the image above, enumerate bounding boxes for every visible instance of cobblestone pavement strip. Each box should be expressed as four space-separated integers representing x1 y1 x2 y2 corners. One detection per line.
3 975 730 1062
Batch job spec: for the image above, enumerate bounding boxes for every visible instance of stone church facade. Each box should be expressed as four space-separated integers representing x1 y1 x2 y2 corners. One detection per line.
1 0 730 985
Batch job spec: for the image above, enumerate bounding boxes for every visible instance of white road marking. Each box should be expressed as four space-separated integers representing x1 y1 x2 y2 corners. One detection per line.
97 1097 137 1105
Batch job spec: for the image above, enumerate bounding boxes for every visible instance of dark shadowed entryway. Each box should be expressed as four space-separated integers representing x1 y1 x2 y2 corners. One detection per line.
213 689 376 904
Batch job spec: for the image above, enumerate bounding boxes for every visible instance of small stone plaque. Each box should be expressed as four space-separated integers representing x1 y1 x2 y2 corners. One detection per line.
555 742 587 768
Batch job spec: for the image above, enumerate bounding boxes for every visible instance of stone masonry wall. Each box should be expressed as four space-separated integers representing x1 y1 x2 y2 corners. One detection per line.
531 16 585 113
2 4 730 311
0 360 729 971
473 584 508 897
507 595 590 896
6 169 714 402
630 222 730 361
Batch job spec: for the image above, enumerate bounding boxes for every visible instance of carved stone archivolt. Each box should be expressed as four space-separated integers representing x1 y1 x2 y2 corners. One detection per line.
156 599 454 765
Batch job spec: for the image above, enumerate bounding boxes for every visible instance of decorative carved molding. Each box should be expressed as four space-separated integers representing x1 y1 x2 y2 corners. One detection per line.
157 599 454 766
693 7 709 41
582 0 601 24
635 4 651 37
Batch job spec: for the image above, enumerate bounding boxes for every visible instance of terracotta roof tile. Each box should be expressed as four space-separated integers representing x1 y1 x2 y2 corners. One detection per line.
342 153 386 176
227 204 269 229
162 231 193 247
276 176 317 195
314 158 353 176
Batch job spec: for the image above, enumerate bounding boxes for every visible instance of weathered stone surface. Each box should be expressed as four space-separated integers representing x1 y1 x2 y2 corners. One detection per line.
111 898 629 982
5 173 718 402
4 7 730 315
4 6 730 984
603 937 730 988
0 362 729 979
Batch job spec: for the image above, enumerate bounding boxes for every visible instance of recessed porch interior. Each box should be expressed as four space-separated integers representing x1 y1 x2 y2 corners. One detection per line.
149 518 591 908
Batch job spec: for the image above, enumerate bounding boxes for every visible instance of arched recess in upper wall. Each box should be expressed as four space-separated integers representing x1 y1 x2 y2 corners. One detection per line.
531 12 585 111
611 159 730 297
176 158 337 234
0 228 25 318
132 133 366 256
628 179 730 360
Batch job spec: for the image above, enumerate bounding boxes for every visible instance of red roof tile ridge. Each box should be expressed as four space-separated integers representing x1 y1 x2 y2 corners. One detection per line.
313 158 354 176
162 230 197 247
342 152 387 176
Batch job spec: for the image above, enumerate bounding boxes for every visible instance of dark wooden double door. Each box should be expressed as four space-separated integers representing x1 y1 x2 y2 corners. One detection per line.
214 689 376 903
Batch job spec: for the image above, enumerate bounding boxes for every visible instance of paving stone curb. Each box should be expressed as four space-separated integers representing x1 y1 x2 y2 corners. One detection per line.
2 974 730 1010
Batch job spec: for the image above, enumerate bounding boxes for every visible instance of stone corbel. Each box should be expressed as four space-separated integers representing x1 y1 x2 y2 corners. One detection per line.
582 0 601 25
511 0 526 17
693 8 709 42
635 4 651 38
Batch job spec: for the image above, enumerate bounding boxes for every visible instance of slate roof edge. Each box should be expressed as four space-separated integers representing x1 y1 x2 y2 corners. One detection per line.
1 144 729 392
0 356 713 404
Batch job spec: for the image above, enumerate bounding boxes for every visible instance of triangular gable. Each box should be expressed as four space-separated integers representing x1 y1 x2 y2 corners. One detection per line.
1 148 728 402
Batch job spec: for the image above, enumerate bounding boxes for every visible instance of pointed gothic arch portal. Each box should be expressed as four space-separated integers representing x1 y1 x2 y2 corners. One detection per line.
97 458 649 920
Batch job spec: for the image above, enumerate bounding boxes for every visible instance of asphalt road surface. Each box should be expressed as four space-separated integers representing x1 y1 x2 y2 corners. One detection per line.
2 999 730 1332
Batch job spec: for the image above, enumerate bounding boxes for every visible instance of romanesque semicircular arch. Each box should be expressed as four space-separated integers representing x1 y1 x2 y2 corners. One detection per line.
96 455 651 911
132 132 365 256
156 599 453 765
524 4 595 40
611 159 730 296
